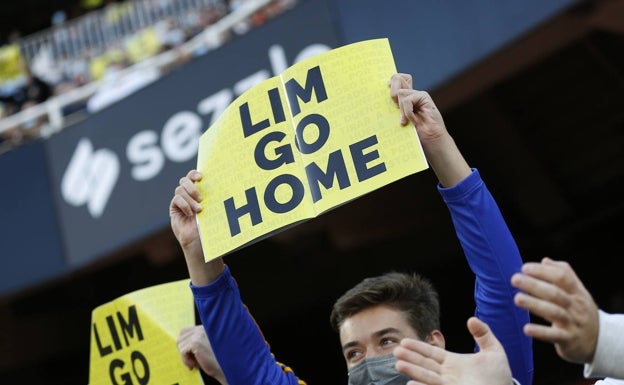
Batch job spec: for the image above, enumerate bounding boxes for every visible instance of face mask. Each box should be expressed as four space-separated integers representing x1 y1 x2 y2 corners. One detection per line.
347 354 411 385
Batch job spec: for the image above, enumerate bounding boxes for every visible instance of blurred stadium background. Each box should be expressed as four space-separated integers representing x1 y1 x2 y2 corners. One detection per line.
1 0 624 383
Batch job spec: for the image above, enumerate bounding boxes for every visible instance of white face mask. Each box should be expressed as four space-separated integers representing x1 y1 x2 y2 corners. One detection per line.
347 354 411 385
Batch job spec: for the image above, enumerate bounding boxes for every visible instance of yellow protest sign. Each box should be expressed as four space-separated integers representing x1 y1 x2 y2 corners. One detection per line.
196 38 428 262
89 279 202 385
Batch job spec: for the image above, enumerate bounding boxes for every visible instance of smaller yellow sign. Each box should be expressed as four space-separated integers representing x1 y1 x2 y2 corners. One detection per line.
88 279 202 385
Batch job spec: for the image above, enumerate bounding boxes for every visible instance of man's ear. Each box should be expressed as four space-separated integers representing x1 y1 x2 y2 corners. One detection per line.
426 330 445 349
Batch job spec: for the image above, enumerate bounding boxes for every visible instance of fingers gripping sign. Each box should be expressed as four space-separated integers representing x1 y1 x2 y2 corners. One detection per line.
170 170 204 249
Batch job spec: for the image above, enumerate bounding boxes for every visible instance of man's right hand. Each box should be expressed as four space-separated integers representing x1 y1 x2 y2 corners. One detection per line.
170 169 224 286
170 169 203 249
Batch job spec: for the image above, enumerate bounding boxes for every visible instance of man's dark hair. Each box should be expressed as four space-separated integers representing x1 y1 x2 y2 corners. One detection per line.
329 271 440 339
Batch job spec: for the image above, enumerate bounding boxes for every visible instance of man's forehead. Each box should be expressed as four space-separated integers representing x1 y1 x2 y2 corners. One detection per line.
339 305 414 343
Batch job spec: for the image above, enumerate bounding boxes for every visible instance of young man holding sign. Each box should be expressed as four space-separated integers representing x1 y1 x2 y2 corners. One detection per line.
170 73 532 385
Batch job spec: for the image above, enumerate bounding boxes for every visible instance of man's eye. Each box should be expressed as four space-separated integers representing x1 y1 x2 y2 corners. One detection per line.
346 350 362 360
381 337 397 346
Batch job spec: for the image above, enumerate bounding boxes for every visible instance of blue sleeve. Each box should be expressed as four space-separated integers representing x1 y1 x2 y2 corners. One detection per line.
191 266 304 385
438 169 533 385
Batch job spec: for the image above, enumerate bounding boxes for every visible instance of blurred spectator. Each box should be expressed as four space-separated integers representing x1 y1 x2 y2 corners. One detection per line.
86 57 160 113
1 100 47 146
0 66 52 117
0 65 52 148
0 41 27 106
51 10 68 27
155 17 189 52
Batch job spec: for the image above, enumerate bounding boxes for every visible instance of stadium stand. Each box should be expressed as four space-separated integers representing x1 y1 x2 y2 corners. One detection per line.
0 0 297 153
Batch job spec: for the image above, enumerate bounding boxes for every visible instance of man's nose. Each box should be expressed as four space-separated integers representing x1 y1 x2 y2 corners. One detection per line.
365 347 384 360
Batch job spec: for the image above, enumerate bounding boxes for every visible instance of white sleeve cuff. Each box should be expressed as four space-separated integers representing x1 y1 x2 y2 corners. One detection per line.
584 310 624 379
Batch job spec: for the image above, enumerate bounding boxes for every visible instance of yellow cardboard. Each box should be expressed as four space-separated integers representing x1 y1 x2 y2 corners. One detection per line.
88 279 202 385
196 38 428 262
